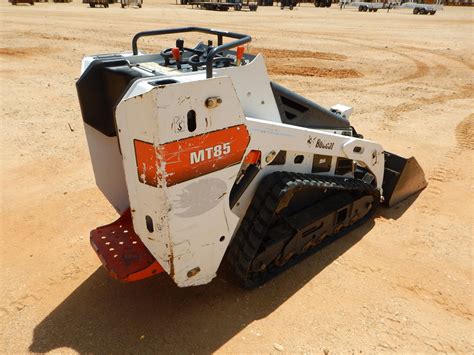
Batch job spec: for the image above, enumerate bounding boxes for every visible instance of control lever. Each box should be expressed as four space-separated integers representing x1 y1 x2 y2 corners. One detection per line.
236 46 245 66
171 47 181 70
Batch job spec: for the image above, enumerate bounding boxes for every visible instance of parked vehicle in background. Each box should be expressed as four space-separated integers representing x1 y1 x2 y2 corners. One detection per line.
281 0 298 9
9 0 35 5
350 1 385 12
190 0 258 11
121 0 143 7
83 0 112 7
314 0 332 7
400 1 443 15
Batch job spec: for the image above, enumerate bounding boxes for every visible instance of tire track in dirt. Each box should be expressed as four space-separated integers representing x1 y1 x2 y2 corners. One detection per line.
397 282 473 321
289 35 432 89
294 35 470 92
422 149 457 216
422 113 473 215
371 53 430 87
400 45 474 72
359 299 464 352
455 113 473 150
427 113 473 192
427 151 461 195
368 49 448 88
383 84 473 124
366 45 470 90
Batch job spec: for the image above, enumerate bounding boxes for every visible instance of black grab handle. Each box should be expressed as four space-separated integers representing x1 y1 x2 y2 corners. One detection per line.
131 27 252 79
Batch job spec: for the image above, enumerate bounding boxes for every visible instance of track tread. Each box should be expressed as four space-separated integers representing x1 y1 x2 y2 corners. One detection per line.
226 172 379 288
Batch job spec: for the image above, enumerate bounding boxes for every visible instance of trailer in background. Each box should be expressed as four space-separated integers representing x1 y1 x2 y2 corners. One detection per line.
121 0 143 7
9 0 35 4
344 0 443 14
190 0 258 11
83 0 118 7
400 1 443 14
349 1 385 12
83 0 109 7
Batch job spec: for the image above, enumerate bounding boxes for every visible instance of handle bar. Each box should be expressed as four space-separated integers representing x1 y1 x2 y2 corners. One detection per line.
131 27 252 78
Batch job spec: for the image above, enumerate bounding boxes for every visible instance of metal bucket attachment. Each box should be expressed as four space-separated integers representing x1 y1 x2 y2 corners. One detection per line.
382 152 428 207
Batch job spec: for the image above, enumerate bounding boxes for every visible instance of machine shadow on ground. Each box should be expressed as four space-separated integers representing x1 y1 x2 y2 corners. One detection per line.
376 192 421 220
28 200 414 353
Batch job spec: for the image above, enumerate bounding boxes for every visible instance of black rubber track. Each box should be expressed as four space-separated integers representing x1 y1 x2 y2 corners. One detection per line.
226 172 380 288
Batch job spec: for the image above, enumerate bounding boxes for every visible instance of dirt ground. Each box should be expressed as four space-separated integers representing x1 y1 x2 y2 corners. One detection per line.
1 1 473 353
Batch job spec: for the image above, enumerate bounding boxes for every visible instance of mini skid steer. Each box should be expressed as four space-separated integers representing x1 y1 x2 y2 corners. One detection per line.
76 27 427 288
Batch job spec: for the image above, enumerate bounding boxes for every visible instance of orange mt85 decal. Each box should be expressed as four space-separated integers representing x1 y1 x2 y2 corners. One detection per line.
134 124 250 187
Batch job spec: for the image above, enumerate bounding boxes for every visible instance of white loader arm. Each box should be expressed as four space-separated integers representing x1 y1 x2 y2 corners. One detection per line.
246 117 385 189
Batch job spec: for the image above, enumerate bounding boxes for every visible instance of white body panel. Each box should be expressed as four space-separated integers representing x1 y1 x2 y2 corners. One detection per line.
115 77 247 286
215 56 281 123
83 124 129 213
81 45 386 287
